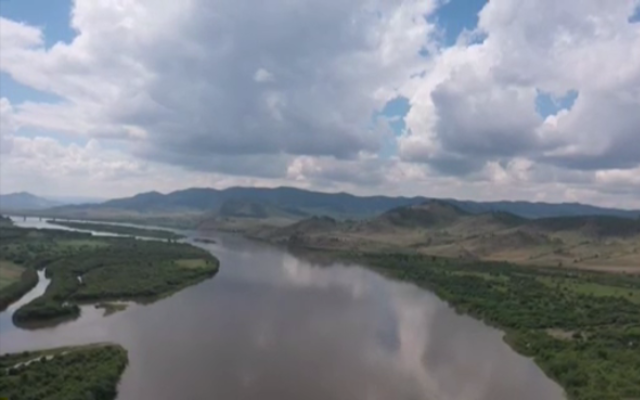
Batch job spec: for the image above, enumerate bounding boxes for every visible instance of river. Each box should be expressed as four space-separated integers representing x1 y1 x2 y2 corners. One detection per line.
0 218 565 400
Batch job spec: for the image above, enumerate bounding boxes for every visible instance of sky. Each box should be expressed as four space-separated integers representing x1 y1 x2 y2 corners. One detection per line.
0 0 639 208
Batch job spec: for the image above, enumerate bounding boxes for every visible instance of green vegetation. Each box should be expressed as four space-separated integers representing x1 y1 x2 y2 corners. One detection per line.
0 343 128 400
0 214 13 226
0 260 24 290
47 220 183 239
0 267 38 312
350 252 640 400
0 225 219 326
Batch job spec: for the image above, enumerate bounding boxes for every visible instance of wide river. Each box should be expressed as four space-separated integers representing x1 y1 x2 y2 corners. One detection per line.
0 218 565 400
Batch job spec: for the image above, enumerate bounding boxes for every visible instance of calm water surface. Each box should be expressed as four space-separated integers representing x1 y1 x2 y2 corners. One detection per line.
0 218 565 400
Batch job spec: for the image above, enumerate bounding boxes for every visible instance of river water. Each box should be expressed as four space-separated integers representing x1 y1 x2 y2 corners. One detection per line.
0 218 565 400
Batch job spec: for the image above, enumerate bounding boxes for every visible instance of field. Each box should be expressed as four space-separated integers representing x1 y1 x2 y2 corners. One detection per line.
0 225 219 326
0 343 128 400
0 260 24 290
345 251 640 400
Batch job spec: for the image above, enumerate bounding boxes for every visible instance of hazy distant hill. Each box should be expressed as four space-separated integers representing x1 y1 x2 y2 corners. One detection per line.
0 192 62 211
217 199 309 219
52 186 640 220
254 200 640 271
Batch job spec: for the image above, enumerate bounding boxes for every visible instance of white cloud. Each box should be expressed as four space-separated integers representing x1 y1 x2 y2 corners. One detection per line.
0 98 17 155
254 68 275 83
0 0 438 164
400 0 640 178
0 0 639 208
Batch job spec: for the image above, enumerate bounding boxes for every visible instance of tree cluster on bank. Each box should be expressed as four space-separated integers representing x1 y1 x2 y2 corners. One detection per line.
0 344 128 400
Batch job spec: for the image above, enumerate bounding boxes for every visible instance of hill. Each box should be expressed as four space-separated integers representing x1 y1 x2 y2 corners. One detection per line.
217 199 309 219
373 201 469 228
0 192 62 210
251 201 640 272
47 186 640 223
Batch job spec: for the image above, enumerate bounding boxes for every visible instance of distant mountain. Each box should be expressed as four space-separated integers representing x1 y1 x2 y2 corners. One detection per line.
445 199 640 219
528 215 640 238
217 199 309 219
47 195 106 204
52 186 640 220
0 192 62 211
374 201 469 229
54 187 423 218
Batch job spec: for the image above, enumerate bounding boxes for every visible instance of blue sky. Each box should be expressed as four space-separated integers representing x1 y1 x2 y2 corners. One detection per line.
0 0 73 103
0 0 75 46
0 0 573 139
433 0 487 45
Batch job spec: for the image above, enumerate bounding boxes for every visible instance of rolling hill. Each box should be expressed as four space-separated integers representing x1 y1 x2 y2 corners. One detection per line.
250 200 640 272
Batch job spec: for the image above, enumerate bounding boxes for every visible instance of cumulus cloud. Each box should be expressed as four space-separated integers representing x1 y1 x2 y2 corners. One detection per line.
287 154 390 186
0 0 438 171
0 98 17 155
0 0 639 208
400 0 640 180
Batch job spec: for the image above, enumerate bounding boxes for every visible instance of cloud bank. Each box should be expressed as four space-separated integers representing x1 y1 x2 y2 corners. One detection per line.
1 0 639 207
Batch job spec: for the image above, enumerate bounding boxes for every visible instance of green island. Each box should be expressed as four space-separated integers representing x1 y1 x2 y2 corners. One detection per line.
47 220 183 239
0 343 128 400
339 251 640 400
0 224 219 326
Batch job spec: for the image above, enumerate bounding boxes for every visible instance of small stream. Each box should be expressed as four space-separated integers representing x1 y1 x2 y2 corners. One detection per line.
0 269 51 334
7 269 51 313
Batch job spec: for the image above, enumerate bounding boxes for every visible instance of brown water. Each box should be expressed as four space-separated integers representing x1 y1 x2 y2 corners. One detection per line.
0 219 565 400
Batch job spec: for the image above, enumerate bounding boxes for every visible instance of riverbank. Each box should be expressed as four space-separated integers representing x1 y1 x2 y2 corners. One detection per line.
0 343 128 400
324 250 640 400
0 267 38 312
210 228 640 399
0 221 568 400
47 220 184 239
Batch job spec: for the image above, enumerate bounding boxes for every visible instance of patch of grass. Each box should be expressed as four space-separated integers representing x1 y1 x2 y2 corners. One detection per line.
176 258 211 269
538 277 640 304
0 260 24 290
450 270 509 282
55 239 109 250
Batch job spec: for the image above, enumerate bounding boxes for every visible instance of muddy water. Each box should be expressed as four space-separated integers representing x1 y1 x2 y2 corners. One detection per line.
0 218 565 400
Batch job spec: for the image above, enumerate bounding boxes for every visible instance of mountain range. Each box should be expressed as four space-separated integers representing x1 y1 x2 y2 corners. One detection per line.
4 186 638 270
48 186 640 220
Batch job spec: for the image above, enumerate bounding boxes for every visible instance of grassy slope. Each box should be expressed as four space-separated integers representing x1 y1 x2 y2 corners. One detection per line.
0 343 128 400
251 204 640 272
0 260 24 290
